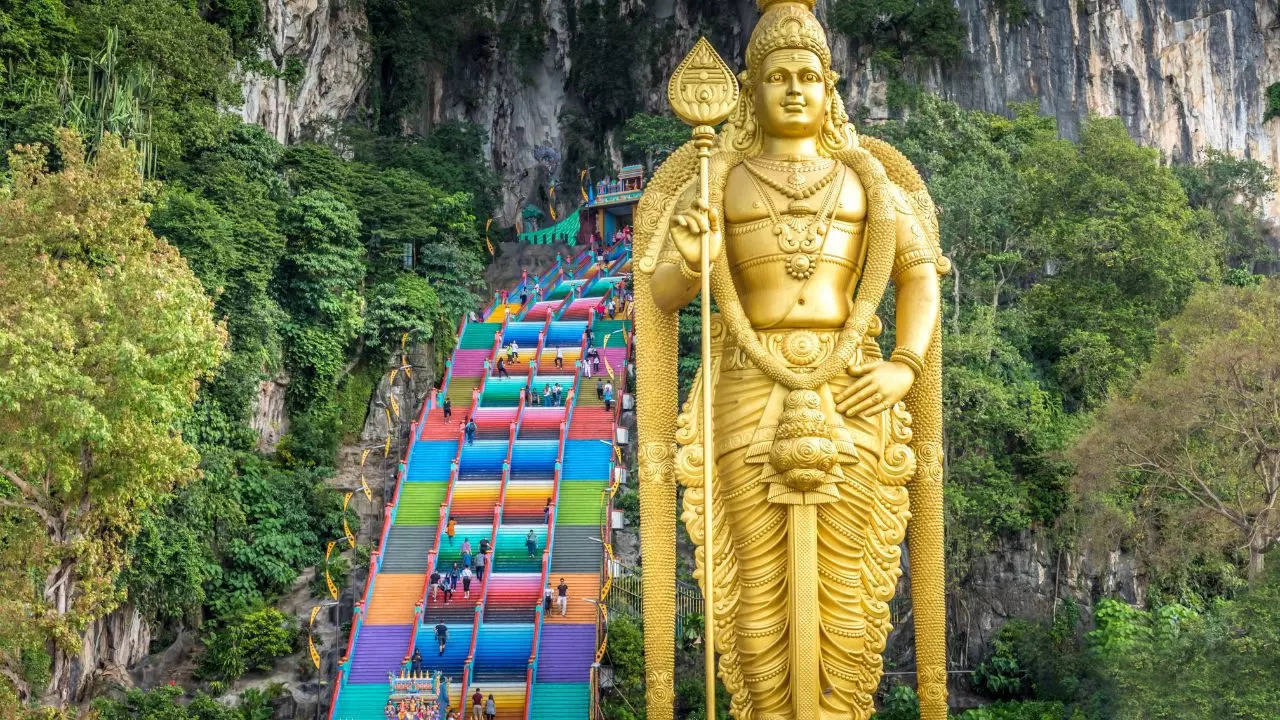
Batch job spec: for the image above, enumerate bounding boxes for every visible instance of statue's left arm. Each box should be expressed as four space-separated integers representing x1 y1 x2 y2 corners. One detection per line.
836 187 939 418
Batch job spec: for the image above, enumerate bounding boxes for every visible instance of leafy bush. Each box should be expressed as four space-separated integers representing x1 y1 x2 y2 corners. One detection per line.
873 684 920 720
199 608 298 681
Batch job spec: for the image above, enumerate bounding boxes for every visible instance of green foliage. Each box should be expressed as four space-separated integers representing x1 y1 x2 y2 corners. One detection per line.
198 607 297 681
94 683 287 719
600 616 646 720
1072 281 1280 584
365 274 442 353
831 0 964 67
0 131 225 701
1173 149 1276 271
873 684 920 720
200 0 264 53
1085 573 1280 719
364 1 547 127
621 112 688 174
567 0 649 130
974 602 1083 703
1018 117 1222 409
956 701 1079 720
1264 82 1280 123
0 0 75 75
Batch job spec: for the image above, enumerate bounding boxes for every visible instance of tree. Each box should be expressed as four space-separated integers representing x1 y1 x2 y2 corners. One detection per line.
0 131 225 706
1018 117 1222 409
1073 281 1280 580
1173 150 1276 272
622 112 689 174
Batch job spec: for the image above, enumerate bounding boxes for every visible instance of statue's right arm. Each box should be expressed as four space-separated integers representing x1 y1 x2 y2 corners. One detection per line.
651 253 700 312
649 183 707 313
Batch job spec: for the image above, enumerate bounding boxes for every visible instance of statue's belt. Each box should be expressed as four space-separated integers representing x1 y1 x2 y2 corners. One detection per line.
720 327 874 371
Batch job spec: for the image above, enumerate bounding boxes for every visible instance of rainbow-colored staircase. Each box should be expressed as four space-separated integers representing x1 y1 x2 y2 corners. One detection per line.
331 243 631 720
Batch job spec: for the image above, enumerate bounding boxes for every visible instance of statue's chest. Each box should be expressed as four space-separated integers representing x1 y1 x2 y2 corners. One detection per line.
723 164 867 278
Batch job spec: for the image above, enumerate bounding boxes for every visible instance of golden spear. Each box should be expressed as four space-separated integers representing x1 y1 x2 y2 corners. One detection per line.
667 37 739 719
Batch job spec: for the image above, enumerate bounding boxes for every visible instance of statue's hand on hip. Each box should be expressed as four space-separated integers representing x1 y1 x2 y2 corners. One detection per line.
835 360 915 418
670 198 723 271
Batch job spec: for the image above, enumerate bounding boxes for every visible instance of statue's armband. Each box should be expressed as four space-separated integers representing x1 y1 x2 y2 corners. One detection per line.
890 187 936 282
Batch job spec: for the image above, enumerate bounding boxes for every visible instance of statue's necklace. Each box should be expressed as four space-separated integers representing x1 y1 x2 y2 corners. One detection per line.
746 163 844 281
744 157 839 202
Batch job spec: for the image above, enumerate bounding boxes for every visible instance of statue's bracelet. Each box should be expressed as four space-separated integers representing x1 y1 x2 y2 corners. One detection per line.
890 347 926 379
678 258 701 281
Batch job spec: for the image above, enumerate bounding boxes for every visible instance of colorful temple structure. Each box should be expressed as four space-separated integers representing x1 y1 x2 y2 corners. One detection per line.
329 232 634 719
517 165 644 247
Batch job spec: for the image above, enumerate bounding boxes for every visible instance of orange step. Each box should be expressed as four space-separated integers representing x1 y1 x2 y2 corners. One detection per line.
542 573 602 624
364 574 422 625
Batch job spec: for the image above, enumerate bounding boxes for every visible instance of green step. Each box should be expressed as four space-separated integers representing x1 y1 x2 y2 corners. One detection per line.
459 323 501 350
333 683 390 720
529 682 589 720
446 377 480 408
554 481 608 524
395 482 449 524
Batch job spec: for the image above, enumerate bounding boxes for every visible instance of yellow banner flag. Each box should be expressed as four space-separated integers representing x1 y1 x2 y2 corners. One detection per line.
360 472 372 502
324 542 338 600
308 605 322 668
383 409 392 457
389 367 399 385
342 492 356 548
401 332 409 352
485 218 495 256
309 633 322 669
580 169 589 203
389 394 400 419
548 186 557 222
360 449 370 467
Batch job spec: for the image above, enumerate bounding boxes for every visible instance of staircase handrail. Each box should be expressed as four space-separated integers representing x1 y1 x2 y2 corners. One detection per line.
523 601 546 720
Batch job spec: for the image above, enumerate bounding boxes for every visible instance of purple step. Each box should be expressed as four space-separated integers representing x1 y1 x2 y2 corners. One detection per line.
535 624 597 682
347 624 412 683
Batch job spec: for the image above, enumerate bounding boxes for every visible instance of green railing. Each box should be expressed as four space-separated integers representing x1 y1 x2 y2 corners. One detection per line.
518 208 581 245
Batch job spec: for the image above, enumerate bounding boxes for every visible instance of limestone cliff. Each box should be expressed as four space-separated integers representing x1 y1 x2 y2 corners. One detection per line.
235 0 370 143
837 0 1280 213
246 0 1277 220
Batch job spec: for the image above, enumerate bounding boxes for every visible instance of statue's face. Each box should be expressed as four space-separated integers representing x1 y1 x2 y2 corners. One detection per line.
753 48 827 140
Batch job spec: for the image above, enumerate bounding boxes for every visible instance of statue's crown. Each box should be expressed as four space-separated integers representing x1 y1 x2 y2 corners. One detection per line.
746 0 830 81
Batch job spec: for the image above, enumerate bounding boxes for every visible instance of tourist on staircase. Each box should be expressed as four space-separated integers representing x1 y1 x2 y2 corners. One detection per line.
434 621 448 655
543 584 553 614
603 382 614 412
411 648 423 674
484 694 497 720
557 578 570 617
526 528 539 558
595 379 603 401
543 498 552 524
495 357 508 378
471 689 484 720
461 538 472 569
441 569 454 603
446 516 456 544
475 547 487 581
429 570 441 601
554 346 563 368
461 565 474 599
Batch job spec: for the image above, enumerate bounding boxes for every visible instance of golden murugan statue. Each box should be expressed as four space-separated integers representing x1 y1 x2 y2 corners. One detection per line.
631 2 949 719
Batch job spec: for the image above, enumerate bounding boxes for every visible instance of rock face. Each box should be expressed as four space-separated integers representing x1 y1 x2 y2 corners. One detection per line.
420 0 1280 220
251 374 289 453
236 0 370 143
836 0 1280 213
